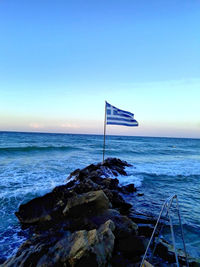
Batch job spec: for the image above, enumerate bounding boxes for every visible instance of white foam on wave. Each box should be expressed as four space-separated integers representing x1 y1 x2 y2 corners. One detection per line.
0 225 29 260
111 157 200 188
131 158 200 177
123 166 144 187
100 166 116 178
118 173 143 187
100 165 143 187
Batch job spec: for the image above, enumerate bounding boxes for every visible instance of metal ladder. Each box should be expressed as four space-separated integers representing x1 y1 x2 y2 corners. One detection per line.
140 195 189 267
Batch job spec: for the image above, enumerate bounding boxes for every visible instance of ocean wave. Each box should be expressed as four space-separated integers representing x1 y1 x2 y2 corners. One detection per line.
0 225 29 261
118 174 143 187
127 159 200 177
0 146 83 154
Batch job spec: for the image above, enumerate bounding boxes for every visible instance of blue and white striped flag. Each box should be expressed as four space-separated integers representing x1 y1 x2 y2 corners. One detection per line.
106 102 138 127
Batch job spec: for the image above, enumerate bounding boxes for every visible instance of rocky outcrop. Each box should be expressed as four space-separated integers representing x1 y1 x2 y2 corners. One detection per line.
2 157 195 267
4 220 115 267
120 183 137 194
66 158 131 182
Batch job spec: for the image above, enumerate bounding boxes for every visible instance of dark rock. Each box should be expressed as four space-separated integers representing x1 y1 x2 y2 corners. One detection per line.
73 180 102 194
66 164 100 182
63 190 111 217
15 185 75 224
66 158 131 182
0 257 6 264
110 254 134 267
3 230 66 267
101 178 119 190
4 220 115 267
138 224 154 237
189 260 200 267
15 158 132 227
154 239 176 263
137 193 144 197
103 189 132 214
120 184 137 194
103 158 131 169
117 235 147 257
66 180 76 188
89 209 138 239
129 213 157 225
67 168 81 181
154 238 196 266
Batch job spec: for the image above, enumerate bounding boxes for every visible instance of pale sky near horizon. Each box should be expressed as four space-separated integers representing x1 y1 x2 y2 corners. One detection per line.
0 0 200 138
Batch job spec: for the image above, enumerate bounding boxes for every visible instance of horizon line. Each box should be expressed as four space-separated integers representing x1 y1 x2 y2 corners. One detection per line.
1 130 200 140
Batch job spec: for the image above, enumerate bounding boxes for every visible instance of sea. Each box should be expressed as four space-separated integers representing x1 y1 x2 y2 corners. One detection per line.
0 131 200 261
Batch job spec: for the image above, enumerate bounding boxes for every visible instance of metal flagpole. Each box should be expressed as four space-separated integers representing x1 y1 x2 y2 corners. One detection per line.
103 101 107 163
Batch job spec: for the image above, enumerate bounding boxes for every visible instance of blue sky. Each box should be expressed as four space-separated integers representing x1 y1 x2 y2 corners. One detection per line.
0 0 200 138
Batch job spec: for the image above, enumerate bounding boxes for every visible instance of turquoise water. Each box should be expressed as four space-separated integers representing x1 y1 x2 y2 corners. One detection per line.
0 131 200 260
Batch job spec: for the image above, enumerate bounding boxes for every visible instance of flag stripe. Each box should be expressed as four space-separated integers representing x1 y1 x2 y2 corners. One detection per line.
107 121 138 126
106 111 134 119
106 102 138 127
106 107 133 117
107 116 137 123
107 114 135 119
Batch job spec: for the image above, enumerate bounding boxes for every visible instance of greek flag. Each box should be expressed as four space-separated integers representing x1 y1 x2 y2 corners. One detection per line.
106 102 138 127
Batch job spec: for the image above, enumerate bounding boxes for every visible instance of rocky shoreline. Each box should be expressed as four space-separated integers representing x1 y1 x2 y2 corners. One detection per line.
2 158 199 266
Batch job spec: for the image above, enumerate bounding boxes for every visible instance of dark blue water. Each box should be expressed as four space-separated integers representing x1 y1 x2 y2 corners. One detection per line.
0 131 200 260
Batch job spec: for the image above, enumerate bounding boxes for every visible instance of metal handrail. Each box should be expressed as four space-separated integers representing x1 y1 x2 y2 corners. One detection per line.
140 194 189 267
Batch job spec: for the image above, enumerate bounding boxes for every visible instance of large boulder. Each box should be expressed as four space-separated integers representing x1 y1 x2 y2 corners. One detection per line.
3 220 115 267
119 184 137 194
103 189 132 214
88 209 138 239
72 180 102 194
63 190 111 217
15 185 75 224
68 220 115 266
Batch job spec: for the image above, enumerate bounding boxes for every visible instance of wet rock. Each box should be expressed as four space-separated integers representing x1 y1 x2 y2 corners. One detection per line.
4 220 115 267
110 254 134 267
89 209 138 239
101 178 119 190
129 213 157 225
67 168 81 181
154 238 195 266
66 158 131 182
189 260 200 267
120 184 137 194
103 158 132 176
63 190 111 217
68 220 115 267
15 186 75 224
0 257 6 265
73 180 102 194
66 180 76 188
138 224 154 237
154 239 176 263
103 189 132 214
117 235 148 257
3 230 66 267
